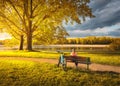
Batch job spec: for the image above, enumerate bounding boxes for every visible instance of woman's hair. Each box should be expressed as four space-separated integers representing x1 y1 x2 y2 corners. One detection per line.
72 48 75 52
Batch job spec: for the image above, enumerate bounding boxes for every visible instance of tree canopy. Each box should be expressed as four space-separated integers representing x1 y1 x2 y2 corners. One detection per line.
0 0 94 50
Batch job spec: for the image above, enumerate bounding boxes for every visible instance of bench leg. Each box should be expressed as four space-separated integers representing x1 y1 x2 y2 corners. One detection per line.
87 64 89 70
75 62 78 68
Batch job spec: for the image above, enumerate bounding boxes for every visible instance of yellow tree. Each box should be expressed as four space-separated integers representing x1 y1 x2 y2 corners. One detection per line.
0 0 94 50
34 25 69 45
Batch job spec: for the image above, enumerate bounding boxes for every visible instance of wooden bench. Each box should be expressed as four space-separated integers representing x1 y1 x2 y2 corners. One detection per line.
58 55 91 70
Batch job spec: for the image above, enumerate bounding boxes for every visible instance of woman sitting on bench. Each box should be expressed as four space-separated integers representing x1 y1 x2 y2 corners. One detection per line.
70 48 78 67
71 48 77 56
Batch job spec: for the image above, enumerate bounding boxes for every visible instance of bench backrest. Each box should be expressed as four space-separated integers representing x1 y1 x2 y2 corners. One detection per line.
64 56 91 64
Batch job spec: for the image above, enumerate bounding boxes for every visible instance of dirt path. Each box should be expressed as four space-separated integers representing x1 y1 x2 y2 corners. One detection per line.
0 57 120 73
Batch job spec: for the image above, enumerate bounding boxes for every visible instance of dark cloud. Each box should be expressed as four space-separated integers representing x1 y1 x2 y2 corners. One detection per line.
78 0 120 30
89 0 113 12
65 0 120 37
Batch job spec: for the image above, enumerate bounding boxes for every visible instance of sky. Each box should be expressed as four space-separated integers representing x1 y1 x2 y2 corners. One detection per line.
0 32 11 40
64 0 120 38
0 0 120 40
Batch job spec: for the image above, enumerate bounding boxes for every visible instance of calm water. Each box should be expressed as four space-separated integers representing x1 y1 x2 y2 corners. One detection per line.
0 45 110 51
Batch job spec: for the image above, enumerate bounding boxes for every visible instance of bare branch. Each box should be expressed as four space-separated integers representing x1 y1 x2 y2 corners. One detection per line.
7 0 24 23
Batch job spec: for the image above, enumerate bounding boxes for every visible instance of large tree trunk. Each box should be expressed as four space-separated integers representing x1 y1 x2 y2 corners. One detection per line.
26 33 32 50
26 0 33 51
19 35 24 50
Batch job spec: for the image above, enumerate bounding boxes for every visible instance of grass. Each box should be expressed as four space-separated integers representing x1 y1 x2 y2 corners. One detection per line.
0 59 120 86
0 50 120 66
77 52 120 66
0 50 59 59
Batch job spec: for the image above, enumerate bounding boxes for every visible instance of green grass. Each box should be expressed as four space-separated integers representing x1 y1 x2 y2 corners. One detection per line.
77 52 120 66
0 50 59 59
0 50 120 66
0 59 119 86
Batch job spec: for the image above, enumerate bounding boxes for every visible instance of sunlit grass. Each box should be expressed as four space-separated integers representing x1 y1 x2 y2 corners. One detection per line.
77 52 120 66
0 59 119 86
0 50 59 59
0 50 120 66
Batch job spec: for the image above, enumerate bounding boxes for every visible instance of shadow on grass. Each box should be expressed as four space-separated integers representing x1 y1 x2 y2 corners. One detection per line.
61 66 120 75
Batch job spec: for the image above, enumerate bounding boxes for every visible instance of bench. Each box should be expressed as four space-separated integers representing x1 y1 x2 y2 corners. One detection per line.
58 55 91 70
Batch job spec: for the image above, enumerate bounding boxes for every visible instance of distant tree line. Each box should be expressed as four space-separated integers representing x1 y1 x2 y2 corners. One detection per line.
65 36 120 44
0 36 120 45
0 36 120 51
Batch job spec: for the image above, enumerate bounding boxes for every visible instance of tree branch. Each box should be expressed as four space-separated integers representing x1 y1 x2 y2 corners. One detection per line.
0 12 26 34
7 0 24 23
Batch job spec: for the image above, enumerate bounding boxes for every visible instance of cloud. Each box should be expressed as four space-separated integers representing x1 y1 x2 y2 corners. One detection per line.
67 28 109 37
79 0 120 30
89 0 113 12
108 28 120 36
65 0 120 37
67 25 120 37
67 30 92 37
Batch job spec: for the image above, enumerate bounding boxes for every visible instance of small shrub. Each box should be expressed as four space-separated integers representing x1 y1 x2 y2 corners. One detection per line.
109 40 120 51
